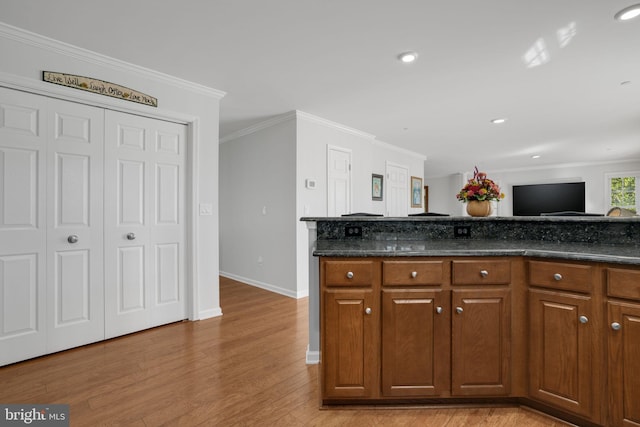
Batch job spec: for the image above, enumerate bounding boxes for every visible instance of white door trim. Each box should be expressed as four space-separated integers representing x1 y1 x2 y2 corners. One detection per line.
0 74 201 321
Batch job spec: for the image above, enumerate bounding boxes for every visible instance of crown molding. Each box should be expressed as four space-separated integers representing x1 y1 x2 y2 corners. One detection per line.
295 111 376 140
219 111 297 144
0 21 225 99
371 139 427 160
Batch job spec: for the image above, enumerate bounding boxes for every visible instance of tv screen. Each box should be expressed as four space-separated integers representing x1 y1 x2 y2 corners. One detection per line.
512 182 586 216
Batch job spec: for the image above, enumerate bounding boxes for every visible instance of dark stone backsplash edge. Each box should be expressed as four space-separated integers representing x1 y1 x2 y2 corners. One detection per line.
303 217 640 246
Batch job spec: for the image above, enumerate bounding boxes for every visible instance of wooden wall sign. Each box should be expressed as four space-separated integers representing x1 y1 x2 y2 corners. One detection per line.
43 71 158 107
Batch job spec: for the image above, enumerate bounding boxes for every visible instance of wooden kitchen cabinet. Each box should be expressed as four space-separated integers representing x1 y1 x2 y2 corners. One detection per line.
323 288 377 398
606 267 640 427
451 288 511 396
528 260 599 421
321 259 378 399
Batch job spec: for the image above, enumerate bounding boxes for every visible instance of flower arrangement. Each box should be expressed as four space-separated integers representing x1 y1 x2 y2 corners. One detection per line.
456 167 505 203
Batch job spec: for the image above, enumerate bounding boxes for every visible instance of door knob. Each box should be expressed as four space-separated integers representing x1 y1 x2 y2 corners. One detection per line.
365 307 372 315
436 306 443 314
67 235 79 244
126 232 136 240
611 322 622 331
579 315 589 324
456 306 464 314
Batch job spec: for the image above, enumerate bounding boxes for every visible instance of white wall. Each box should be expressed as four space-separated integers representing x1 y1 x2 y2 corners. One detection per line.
0 23 224 319
220 117 299 297
220 111 426 303
425 160 640 216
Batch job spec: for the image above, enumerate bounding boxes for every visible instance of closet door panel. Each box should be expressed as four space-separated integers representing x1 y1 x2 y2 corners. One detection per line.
0 87 47 366
105 110 186 338
46 98 104 353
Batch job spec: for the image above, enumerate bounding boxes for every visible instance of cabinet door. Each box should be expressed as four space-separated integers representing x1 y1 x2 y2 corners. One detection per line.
608 301 640 427
529 289 593 418
381 289 449 397
451 289 511 396
322 288 376 398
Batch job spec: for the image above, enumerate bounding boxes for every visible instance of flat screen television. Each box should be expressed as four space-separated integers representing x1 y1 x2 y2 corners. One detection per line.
512 182 586 216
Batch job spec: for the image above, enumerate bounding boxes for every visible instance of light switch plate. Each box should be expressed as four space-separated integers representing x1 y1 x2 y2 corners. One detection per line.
199 203 213 216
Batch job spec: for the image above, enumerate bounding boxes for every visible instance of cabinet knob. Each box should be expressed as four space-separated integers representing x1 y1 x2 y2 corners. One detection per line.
480 270 489 278
67 234 79 244
611 322 622 331
436 306 443 314
579 315 589 324
456 306 464 314
346 271 354 279
553 273 563 281
365 307 372 315
411 271 418 278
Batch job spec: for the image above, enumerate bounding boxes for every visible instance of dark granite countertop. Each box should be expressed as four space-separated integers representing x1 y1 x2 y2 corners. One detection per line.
304 216 640 265
314 239 640 265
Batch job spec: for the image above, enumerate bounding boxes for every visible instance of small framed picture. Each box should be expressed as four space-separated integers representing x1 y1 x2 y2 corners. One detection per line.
411 176 423 208
372 174 383 201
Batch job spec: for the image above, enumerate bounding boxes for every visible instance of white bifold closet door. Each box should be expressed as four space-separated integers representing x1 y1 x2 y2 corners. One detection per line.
0 87 187 366
0 88 104 364
104 110 186 339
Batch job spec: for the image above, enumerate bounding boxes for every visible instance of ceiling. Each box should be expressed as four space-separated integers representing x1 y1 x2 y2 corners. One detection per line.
2 0 640 177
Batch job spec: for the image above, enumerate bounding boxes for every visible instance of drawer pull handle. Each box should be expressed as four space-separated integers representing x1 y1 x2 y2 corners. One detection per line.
411 271 418 278
346 271 354 279
480 270 489 278
436 306 443 314
579 315 589 324
365 307 372 315
553 273 563 281
611 322 621 331
456 306 464 314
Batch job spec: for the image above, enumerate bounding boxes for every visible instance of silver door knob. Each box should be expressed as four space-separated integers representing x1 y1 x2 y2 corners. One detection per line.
554 273 563 281
365 307 372 315
611 322 622 331
480 270 489 278
579 315 589 324
346 271 354 279
411 271 418 278
436 306 443 314
67 235 79 244
126 232 136 240
456 306 464 314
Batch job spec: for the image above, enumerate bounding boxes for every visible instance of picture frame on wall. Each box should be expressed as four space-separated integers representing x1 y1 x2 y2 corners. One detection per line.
372 174 383 201
411 176 423 208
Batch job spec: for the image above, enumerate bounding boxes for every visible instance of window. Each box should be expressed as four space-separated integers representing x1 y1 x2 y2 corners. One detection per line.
606 172 639 214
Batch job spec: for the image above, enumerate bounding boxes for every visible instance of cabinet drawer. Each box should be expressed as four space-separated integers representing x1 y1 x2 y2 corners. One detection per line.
452 260 511 285
323 260 375 286
607 268 640 301
382 260 446 286
528 260 592 293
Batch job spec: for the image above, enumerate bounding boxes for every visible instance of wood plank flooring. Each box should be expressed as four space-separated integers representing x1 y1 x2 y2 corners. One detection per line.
0 277 571 426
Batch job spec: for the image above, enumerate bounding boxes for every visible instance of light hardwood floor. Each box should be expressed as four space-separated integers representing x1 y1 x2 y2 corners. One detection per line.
0 277 571 426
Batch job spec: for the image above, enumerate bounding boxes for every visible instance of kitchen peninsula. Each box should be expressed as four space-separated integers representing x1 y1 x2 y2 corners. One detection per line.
302 216 640 427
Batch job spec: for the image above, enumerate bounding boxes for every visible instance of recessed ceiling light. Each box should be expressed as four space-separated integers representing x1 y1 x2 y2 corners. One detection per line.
615 4 640 21
491 118 507 124
398 51 418 63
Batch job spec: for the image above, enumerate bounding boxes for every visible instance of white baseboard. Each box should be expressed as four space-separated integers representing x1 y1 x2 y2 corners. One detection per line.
197 307 223 320
220 271 307 299
306 345 320 365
